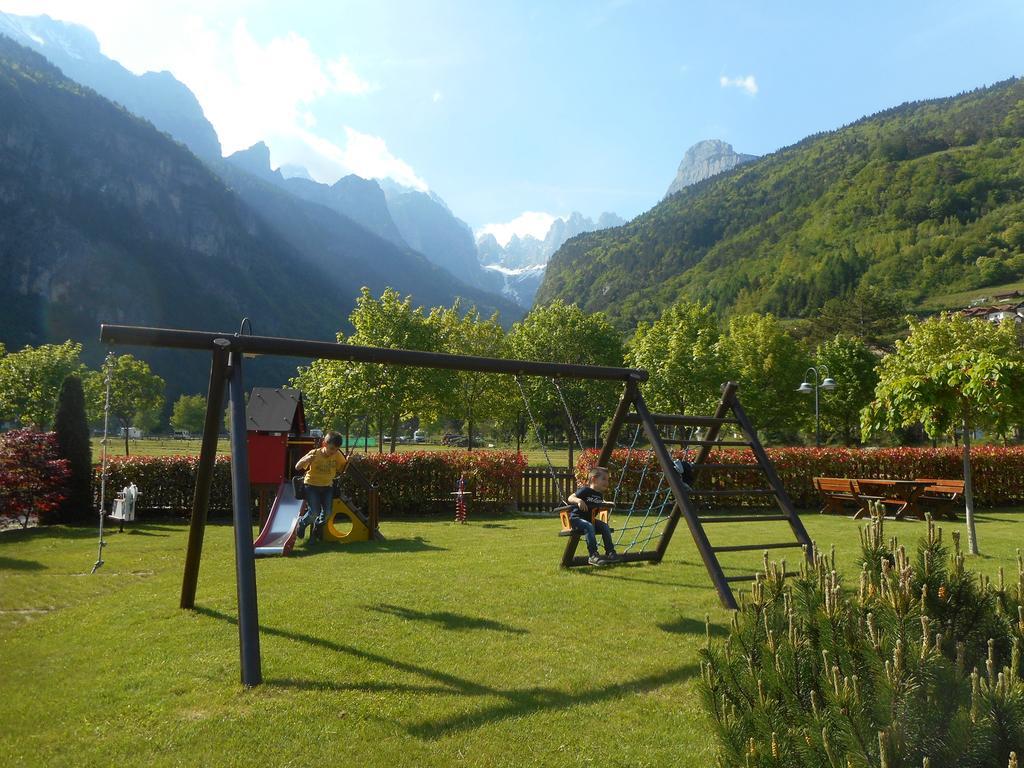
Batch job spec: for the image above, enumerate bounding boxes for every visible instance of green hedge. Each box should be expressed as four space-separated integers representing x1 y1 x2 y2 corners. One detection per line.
95 451 526 518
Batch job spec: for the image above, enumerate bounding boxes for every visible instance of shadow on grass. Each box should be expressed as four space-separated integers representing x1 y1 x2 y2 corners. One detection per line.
265 677 459 696
118 529 171 538
0 525 104 542
0 555 47 571
405 661 700 740
573 567 693 589
658 616 728 637
194 606 495 696
478 523 515 529
287 537 447 558
367 603 528 634
195 605 697 738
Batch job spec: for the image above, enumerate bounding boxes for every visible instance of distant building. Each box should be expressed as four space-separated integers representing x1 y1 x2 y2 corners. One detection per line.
960 299 1024 324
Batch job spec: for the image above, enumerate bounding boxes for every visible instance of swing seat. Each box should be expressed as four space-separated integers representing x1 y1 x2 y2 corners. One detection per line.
557 508 613 536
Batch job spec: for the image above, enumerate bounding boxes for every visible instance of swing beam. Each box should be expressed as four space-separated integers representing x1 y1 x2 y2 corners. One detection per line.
98 323 646 687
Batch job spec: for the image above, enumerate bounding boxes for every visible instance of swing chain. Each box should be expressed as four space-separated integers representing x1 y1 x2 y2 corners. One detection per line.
514 375 570 503
91 352 115 574
551 377 585 452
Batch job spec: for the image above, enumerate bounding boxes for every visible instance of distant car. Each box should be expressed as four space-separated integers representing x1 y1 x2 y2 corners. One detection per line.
309 428 323 438
442 433 463 446
397 435 409 443
173 429 191 440
413 430 427 444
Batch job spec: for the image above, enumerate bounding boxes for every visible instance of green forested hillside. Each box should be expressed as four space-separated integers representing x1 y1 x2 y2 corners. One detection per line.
537 78 1024 328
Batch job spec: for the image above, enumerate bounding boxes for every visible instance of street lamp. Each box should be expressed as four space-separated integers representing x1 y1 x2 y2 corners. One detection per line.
797 366 836 446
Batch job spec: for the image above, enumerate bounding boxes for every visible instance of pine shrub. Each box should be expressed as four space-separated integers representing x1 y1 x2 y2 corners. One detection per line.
698 511 1024 767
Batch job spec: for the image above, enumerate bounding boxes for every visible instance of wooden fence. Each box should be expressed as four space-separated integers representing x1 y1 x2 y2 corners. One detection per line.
517 467 577 512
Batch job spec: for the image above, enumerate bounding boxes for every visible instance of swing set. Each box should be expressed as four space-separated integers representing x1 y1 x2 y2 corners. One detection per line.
98 322 812 687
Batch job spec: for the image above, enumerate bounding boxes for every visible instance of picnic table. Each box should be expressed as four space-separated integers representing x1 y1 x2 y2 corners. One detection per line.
850 479 933 520
813 476 941 520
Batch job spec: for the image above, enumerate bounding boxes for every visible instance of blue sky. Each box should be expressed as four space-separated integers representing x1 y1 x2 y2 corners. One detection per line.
4 0 1023 239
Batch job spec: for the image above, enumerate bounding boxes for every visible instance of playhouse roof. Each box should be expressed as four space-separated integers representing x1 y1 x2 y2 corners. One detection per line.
246 388 306 434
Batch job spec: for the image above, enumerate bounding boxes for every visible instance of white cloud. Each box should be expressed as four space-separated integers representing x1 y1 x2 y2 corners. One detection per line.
173 18 377 155
327 55 373 95
719 74 758 95
432 90 443 103
478 212 560 247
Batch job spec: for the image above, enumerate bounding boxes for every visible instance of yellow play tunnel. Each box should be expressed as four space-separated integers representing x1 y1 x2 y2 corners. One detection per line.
323 497 371 543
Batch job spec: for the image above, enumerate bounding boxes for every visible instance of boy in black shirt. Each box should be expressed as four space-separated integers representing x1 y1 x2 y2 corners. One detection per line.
567 466 618 566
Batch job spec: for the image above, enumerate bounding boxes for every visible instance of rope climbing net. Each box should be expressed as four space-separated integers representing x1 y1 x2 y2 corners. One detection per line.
604 424 679 554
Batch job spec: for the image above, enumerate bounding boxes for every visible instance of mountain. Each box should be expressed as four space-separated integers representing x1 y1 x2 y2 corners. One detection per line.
213 157 521 322
537 78 1024 329
378 180 490 289
280 164 314 181
0 35 521 402
224 144 407 246
475 211 626 305
0 35 331 395
664 139 756 197
0 18 520 318
0 12 221 160
479 262 548 307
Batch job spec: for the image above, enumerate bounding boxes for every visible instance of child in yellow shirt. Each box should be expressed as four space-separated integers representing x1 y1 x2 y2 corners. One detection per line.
295 431 348 541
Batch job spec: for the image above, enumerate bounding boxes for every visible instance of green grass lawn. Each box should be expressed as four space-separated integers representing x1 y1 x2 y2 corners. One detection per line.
2 511 1021 767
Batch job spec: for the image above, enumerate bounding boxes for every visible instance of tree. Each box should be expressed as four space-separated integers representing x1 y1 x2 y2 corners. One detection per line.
813 283 907 348
52 375 93 523
0 342 86 429
86 355 166 456
428 302 507 450
506 300 625 451
346 287 442 453
627 300 724 415
291 360 364 444
170 394 208 436
814 334 879 444
716 314 811 440
862 314 1024 554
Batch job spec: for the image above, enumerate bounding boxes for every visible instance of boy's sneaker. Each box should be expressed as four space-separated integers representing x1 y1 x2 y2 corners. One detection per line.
296 519 307 540
587 554 606 566
604 550 619 562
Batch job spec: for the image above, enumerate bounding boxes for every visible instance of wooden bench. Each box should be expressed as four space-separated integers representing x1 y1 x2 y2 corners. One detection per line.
915 478 965 520
812 477 864 516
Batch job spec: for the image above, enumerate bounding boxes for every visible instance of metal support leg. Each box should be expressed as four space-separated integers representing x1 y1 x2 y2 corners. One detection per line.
180 345 229 609
227 350 262 686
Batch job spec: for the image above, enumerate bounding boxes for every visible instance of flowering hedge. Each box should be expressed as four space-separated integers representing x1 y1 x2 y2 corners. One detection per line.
1 429 69 527
95 450 526 518
577 446 1024 509
341 450 526 516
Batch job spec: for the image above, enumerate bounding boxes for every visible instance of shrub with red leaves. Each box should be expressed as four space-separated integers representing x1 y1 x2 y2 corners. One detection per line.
0 429 69 528
578 445 1024 509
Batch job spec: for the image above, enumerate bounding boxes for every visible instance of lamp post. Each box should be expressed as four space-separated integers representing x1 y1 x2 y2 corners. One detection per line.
797 366 836 447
